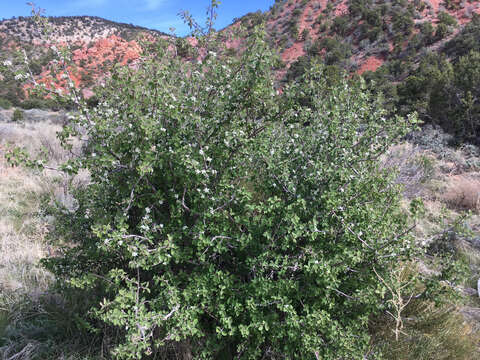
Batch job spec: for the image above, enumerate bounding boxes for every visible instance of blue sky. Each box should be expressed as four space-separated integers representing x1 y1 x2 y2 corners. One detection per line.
1 1 274 36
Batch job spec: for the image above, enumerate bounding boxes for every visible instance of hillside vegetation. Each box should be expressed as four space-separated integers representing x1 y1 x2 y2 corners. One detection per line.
2 1 480 359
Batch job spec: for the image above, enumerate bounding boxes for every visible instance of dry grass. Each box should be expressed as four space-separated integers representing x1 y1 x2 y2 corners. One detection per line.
0 121 83 166
0 120 97 359
0 150 57 358
370 301 480 360
0 120 89 207
0 153 54 296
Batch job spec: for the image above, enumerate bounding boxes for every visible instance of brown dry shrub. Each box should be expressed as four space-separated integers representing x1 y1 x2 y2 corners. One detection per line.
442 175 480 212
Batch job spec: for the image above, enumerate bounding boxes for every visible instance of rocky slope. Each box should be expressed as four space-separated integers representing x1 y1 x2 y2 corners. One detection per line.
0 15 164 44
0 16 167 101
1 0 480 102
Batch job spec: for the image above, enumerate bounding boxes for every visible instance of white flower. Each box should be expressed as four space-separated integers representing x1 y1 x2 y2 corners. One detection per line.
2 60 12 67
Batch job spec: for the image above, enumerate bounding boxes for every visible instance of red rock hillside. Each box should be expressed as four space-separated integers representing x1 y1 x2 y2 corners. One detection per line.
0 16 167 99
231 0 480 76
